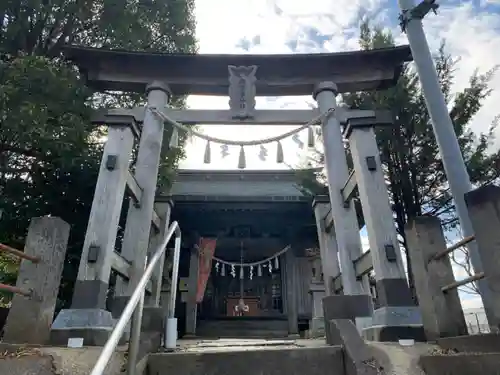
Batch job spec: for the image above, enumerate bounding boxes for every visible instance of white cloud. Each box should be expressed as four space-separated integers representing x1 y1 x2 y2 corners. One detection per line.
417 3 500 146
182 0 373 169
181 0 500 169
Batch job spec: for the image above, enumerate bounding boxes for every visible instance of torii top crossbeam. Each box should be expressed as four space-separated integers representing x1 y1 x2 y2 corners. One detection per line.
63 45 412 96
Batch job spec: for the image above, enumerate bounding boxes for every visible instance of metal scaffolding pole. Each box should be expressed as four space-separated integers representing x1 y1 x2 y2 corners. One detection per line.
396 0 495 328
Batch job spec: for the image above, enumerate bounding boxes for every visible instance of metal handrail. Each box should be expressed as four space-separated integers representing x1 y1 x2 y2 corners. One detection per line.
430 235 476 262
0 243 40 263
441 271 485 293
89 221 182 375
0 283 32 297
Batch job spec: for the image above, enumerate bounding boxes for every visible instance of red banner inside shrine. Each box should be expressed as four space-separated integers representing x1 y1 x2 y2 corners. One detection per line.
196 237 217 303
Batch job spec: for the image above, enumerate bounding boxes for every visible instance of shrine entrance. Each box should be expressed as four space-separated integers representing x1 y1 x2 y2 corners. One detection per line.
202 241 285 319
167 169 319 337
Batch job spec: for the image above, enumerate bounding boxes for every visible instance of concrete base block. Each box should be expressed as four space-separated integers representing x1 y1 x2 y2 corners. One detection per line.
142 307 164 333
372 306 422 326
310 317 325 338
50 308 118 346
323 294 374 320
362 307 425 342
323 294 374 339
362 324 426 342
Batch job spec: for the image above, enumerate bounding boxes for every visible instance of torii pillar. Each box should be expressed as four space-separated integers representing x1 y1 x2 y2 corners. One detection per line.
314 82 373 331
50 115 137 346
114 81 171 317
344 117 424 341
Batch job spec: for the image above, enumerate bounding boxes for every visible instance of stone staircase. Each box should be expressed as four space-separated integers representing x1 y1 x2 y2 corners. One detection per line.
196 317 290 339
148 339 345 375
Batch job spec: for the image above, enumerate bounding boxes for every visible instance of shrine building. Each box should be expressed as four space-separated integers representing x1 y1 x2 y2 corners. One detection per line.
164 168 366 338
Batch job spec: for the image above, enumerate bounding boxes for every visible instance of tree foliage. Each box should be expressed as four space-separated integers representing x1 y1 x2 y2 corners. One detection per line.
298 21 500 300
0 0 197 307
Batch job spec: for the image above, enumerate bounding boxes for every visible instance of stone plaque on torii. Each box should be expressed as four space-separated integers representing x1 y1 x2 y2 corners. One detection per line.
228 65 257 120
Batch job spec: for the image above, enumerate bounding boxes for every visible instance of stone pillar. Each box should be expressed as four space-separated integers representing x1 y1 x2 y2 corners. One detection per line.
285 250 299 337
185 248 199 337
114 82 170 315
345 122 423 340
309 282 326 338
140 200 173 341
405 216 468 340
3 217 70 345
314 82 372 331
51 118 136 346
146 200 173 307
465 185 500 331
280 253 288 314
159 250 174 317
312 196 341 296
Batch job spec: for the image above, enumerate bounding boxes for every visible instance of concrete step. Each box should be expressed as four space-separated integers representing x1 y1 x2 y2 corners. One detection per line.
196 319 289 338
195 331 291 339
419 352 500 375
436 333 500 353
418 334 500 375
148 345 345 375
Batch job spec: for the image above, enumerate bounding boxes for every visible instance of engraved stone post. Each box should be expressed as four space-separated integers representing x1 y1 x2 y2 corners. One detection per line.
228 65 257 119
3 216 70 345
465 185 500 331
405 216 468 340
309 281 326 338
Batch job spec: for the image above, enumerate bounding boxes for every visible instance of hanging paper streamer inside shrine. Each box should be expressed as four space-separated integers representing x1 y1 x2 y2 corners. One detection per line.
213 256 281 279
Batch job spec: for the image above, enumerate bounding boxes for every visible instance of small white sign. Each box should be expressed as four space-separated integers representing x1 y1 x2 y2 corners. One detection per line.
67 337 84 348
399 339 415 347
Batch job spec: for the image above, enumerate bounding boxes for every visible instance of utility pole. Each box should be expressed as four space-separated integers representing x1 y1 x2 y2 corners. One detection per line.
396 0 495 328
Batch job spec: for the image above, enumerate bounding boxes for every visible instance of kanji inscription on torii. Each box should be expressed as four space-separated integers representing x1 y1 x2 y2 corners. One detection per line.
228 65 257 119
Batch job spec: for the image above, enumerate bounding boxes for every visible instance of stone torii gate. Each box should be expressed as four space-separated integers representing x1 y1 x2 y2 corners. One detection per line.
50 44 423 345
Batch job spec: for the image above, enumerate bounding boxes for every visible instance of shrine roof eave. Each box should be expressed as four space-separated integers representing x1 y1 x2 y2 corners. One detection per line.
63 45 412 96
159 194 312 204
172 168 322 181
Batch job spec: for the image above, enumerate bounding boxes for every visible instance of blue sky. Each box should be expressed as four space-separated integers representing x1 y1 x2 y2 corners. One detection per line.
179 0 500 312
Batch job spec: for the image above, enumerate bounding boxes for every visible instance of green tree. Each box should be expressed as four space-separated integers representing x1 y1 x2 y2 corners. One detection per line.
297 21 500 300
0 0 197 307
